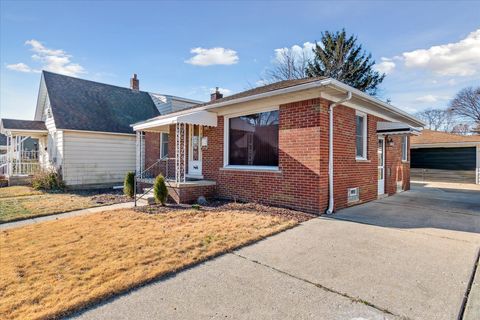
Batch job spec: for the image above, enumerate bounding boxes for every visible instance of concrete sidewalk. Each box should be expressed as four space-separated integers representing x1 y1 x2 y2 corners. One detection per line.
0 202 136 230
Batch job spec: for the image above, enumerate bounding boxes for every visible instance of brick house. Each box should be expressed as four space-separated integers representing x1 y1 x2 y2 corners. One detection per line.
133 78 423 214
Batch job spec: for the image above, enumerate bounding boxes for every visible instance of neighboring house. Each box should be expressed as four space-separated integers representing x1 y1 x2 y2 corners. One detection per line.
411 129 480 184
0 134 6 153
0 71 200 187
133 77 424 213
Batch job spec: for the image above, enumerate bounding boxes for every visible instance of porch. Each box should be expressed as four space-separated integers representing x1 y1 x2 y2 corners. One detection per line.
0 119 48 185
133 110 218 204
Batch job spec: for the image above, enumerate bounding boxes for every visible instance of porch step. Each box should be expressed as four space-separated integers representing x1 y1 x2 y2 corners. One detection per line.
8 176 33 186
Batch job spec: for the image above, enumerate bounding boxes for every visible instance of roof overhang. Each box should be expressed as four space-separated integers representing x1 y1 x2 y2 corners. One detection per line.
132 110 218 132
132 78 425 129
377 122 421 135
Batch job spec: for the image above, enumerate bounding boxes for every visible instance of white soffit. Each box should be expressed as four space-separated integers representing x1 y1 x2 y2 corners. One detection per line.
133 110 217 131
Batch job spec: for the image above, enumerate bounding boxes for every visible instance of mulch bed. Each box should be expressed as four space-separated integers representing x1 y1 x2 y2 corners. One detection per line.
135 199 315 223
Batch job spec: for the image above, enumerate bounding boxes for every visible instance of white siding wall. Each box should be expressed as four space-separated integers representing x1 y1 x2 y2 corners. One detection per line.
62 131 136 186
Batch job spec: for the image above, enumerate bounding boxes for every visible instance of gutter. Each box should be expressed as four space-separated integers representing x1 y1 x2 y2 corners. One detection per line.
326 91 352 215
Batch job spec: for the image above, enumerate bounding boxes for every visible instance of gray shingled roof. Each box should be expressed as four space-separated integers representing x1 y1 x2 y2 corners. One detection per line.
1 119 47 131
43 71 160 134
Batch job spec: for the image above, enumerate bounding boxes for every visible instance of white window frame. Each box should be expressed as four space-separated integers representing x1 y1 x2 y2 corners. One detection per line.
223 106 280 171
355 110 368 160
401 135 408 162
160 132 169 159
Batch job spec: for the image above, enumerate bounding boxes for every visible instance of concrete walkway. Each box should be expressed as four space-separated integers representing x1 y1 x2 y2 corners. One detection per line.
70 182 480 320
0 202 135 230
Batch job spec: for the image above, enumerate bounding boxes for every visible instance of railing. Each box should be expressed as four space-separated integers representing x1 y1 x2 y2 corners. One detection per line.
0 154 6 164
12 162 41 176
134 157 176 206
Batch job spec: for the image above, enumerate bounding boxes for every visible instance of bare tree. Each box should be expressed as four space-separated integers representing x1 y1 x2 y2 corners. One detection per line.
415 108 455 131
262 49 309 83
451 123 471 135
449 86 480 129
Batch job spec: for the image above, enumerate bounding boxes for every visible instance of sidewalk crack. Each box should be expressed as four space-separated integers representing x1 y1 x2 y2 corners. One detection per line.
232 252 410 320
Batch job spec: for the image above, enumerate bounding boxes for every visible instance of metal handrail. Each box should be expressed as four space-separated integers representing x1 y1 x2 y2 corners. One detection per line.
134 157 177 206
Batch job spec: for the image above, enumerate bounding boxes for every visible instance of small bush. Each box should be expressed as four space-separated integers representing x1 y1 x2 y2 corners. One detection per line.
153 175 168 205
31 169 65 191
124 172 135 198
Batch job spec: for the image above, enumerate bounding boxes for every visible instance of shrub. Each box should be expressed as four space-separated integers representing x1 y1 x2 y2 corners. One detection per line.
124 172 135 198
31 169 65 191
153 174 168 205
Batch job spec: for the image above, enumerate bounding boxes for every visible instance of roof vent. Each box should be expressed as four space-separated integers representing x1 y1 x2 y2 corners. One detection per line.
130 74 139 90
210 87 223 101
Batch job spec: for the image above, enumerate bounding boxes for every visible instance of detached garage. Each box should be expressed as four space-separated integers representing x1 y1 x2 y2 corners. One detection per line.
411 129 480 184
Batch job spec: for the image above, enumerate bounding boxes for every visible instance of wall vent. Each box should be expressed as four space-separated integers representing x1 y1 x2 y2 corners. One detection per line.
348 187 359 203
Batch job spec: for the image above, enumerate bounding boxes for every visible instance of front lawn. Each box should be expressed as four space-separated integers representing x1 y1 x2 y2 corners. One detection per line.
0 187 129 223
0 205 309 320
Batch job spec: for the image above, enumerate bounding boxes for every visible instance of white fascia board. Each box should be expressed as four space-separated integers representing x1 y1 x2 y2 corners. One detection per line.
411 142 480 149
324 79 425 127
133 110 217 131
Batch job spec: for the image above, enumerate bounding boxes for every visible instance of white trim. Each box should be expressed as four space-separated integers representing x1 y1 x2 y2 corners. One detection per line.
355 110 368 160
223 106 279 169
221 165 280 172
62 129 136 136
133 110 217 131
378 137 385 195
411 142 480 149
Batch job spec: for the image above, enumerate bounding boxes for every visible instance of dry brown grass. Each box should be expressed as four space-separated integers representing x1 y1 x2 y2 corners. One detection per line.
0 208 297 320
0 190 128 223
0 186 43 199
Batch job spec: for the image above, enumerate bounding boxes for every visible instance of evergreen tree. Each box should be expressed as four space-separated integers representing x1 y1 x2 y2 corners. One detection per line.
306 29 385 95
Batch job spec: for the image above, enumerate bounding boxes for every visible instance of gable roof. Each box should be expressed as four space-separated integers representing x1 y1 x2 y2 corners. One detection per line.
43 71 160 134
411 129 480 145
1 119 47 131
168 78 326 115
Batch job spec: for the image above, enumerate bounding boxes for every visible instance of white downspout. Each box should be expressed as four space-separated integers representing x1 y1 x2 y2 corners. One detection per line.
326 91 352 214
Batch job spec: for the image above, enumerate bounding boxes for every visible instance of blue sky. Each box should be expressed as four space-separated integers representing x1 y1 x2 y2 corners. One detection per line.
1 0 479 120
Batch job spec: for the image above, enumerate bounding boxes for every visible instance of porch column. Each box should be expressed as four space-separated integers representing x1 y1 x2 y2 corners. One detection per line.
175 123 187 184
135 131 145 177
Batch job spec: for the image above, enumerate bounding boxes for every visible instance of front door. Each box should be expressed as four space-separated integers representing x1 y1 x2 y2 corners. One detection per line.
188 124 202 177
378 137 385 195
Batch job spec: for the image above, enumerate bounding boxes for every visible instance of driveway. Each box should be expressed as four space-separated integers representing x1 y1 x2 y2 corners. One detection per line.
70 182 480 320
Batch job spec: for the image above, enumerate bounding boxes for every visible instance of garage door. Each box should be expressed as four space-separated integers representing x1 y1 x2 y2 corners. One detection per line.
411 147 476 183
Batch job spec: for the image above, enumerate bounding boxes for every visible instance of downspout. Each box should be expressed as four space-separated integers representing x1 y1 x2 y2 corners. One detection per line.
326 91 352 214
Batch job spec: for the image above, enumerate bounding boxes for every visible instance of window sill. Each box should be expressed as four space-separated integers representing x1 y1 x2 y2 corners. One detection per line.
402 160 409 164
221 166 282 173
355 158 370 163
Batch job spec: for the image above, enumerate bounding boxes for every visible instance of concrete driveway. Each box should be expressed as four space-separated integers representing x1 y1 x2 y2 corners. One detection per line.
71 182 480 320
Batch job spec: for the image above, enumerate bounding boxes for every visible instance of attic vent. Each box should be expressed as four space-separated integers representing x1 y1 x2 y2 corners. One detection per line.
348 187 359 203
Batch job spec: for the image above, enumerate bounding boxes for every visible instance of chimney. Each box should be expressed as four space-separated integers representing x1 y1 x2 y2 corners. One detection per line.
130 73 139 90
210 87 223 101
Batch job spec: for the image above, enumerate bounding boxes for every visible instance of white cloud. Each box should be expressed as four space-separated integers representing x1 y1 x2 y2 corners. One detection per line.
273 42 315 62
402 29 480 76
6 39 86 76
185 47 239 66
374 57 396 74
6 62 39 73
414 94 450 103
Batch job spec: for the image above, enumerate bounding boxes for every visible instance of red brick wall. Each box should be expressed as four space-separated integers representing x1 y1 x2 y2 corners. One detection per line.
202 98 324 213
385 135 410 194
143 98 410 213
144 132 160 168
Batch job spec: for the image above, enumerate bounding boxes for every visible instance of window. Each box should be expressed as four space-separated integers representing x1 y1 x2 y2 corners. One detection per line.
401 135 408 161
227 110 279 167
160 132 169 158
355 112 367 159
